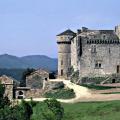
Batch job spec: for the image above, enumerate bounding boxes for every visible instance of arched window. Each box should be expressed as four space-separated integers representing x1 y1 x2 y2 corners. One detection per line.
19 91 23 95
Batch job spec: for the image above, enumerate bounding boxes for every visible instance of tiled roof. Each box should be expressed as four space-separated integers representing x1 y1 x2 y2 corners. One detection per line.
57 29 76 36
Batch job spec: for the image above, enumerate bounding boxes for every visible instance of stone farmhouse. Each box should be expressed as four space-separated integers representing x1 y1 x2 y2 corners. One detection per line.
0 69 50 100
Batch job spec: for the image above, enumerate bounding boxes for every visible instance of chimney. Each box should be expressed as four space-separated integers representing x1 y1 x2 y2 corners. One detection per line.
82 27 88 32
77 29 81 34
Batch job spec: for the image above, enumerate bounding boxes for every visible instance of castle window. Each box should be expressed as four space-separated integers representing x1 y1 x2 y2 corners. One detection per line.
95 61 102 69
103 35 106 39
61 60 63 65
91 45 96 53
109 48 111 54
117 65 120 73
61 69 63 76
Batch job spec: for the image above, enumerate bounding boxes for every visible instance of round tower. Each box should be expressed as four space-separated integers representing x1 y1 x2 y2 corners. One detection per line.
56 29 76 79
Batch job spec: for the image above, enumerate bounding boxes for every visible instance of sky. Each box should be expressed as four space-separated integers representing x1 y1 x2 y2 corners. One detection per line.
0 0 120 58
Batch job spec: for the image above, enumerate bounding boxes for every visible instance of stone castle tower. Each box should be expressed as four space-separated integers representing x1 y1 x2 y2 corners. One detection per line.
57 25 120 80
56 29 76 79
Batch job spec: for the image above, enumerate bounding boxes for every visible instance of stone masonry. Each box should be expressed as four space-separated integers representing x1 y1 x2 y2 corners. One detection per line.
57 25 120 79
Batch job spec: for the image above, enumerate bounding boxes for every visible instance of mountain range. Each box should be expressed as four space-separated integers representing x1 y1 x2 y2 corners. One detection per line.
0 54 58 71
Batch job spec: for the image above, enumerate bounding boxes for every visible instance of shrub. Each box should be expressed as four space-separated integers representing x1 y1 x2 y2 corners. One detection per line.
44 88 75 99
32 99 64 120
70 70 79 83
81 84 117 90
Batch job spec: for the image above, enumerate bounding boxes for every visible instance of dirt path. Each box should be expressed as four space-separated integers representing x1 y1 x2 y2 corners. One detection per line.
25 79 120 103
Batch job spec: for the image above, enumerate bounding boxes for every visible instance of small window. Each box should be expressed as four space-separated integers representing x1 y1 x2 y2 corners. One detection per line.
91 45 96 53
61 60 63 65
95 63 98 68
61 69 63 76
103 35 106 39
109 48 111 54
95 61 102 69
99 63 101 68
117 65 120 73
60 36 64 40
19 91 23 95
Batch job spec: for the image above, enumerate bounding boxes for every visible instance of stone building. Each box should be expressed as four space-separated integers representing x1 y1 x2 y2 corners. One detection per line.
0 69 50 99
26 69 49 89
0 75 19 100
57 25 120 79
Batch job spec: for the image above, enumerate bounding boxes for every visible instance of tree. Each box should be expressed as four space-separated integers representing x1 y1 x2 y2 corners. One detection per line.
42 99 64 120
0 83 34 120
0 83 10 109
20 100 33 120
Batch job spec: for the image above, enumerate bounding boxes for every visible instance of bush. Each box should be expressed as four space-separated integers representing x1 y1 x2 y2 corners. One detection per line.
44 89 75 99
0 82 34 120
70 70 79 83
81 84 117 90
32 99 64 120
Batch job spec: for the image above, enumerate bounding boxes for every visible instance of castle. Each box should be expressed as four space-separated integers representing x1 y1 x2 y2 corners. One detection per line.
57 25 120 79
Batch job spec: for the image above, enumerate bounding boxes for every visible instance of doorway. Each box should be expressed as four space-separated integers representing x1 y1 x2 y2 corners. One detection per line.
112 79 116 83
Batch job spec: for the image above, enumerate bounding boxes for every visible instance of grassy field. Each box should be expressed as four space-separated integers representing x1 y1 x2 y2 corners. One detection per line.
32 100 120 120
81 84 117 90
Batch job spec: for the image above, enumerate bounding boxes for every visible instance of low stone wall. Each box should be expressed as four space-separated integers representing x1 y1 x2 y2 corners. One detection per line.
25 89 44 98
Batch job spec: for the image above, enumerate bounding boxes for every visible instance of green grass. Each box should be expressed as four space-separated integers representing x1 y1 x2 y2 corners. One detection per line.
81 84 117 90
44 89 75 99
32 100 120 120
101 92 120 94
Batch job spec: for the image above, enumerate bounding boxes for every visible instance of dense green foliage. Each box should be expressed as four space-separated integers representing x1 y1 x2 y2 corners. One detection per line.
32 99 64 120
81 84 117 90
32 101 120 120
44 89 75 99
0 83 33 120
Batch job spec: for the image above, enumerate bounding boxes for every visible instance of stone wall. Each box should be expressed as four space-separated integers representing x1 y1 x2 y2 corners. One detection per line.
0 75 14 100
57 35 72 79
26 69 49 89
77 31 120 78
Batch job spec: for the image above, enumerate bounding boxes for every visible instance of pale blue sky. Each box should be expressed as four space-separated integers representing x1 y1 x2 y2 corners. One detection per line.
0 0 120 58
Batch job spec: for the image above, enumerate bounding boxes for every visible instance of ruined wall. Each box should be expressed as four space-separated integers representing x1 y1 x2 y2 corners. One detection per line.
0 75 13 100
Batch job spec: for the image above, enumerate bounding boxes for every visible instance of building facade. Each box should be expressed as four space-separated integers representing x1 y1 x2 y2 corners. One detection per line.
57 25 120 79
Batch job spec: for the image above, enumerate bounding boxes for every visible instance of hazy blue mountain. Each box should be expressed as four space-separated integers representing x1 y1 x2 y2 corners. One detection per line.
0 54 57 71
